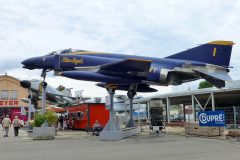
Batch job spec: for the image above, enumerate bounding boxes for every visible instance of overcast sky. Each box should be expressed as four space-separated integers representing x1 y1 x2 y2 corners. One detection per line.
1 0 240 98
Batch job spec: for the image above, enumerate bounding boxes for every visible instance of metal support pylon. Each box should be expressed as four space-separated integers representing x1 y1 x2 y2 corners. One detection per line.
102 88 120 131
41 82 47 115
126 86 137 128
41 69 48 127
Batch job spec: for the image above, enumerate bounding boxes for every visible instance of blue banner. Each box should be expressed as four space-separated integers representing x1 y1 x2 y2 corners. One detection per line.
198 111 225 127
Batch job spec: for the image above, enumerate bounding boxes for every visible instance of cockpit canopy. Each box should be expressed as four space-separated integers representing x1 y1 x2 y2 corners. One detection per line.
46 49 89 56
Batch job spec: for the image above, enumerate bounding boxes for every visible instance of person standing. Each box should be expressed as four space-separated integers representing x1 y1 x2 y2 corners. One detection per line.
2 115 11 137
60 114 64 130
12 116 20 137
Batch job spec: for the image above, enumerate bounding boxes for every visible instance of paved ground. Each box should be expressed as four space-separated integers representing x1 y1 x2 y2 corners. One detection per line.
1 126 240 160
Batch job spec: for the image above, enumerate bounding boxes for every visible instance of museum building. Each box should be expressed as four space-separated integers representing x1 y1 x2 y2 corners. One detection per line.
0 73 28 121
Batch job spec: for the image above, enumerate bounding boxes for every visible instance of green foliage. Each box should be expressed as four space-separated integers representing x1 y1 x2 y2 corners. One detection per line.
198 80 213 89
45 111 58 127
32 111 58 127
34 114 45 127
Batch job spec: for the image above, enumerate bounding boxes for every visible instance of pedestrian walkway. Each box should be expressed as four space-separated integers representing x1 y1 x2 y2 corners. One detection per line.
0 126 26 142
0 126 99 142
1 126 240 160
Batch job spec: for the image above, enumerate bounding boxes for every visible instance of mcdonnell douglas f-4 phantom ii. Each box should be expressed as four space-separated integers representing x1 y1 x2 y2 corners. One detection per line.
22 41 234 127
22 41 234 91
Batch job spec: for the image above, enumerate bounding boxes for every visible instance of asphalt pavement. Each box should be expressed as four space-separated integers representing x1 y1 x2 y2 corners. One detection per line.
1 126 240 160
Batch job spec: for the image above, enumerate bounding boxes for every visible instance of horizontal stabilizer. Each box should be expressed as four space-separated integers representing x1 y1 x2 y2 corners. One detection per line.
193 69 232 88
193 69 232 81
204 77 225 88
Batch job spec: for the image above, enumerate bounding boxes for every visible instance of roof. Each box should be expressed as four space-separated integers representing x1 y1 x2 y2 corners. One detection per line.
0 74 21 82
133 85 240 106
0 74 21 86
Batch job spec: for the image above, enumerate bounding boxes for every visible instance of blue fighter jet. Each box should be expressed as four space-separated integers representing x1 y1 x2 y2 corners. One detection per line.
22 40 234 92
22 40 234 128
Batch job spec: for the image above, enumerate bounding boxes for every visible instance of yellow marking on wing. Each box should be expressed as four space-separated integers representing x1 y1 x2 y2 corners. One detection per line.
208 41 235 46
213 48 217 57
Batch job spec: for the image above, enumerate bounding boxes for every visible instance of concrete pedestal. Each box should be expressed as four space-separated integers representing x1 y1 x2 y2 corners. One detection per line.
33 127 55 140
100 127 140 141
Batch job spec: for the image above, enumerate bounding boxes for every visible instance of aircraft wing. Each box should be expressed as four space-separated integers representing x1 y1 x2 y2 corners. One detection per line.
100 58 152 72
75 58 152 73
61 58 155 92
47 92 90 101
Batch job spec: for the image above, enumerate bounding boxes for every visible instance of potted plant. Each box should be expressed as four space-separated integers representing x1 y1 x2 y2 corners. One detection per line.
34 114 45 127
32 111 58 140
45 110 58 127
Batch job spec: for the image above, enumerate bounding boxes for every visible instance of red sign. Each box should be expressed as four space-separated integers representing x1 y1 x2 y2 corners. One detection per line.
0 100 19 106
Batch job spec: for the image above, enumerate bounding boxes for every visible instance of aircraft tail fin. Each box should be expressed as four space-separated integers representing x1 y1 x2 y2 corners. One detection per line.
166 41 234 67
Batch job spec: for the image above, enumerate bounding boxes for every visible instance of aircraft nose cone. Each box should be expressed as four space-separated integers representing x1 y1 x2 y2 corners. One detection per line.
20 80 31 88
22 56 43 69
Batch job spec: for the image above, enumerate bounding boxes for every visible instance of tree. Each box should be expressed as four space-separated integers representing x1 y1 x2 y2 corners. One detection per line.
198 81 213 89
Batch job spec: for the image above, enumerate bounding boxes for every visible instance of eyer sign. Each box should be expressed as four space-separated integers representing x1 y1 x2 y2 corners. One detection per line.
198 111 225 127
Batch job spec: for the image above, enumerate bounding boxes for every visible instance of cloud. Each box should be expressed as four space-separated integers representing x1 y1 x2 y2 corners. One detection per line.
1 0 240 98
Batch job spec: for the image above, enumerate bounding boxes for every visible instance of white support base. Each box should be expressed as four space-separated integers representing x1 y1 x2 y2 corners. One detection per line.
33 127 55 140
100 127 140 141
